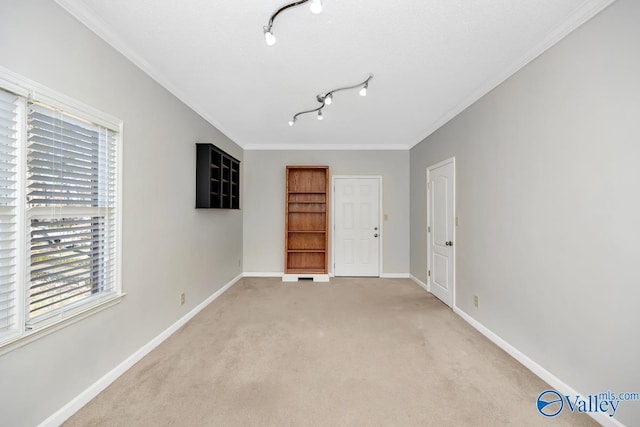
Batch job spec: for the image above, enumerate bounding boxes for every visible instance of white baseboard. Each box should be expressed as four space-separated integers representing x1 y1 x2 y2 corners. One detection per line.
39 273 243 427
410 274 429 292
380 273 410 279
453 307 626 427
242 272 283 278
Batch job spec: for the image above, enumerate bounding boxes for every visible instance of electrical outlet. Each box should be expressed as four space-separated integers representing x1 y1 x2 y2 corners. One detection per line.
456 216 460 226
180 293 186 305
473 295 479 308
384 214 389 221
238 259 241 267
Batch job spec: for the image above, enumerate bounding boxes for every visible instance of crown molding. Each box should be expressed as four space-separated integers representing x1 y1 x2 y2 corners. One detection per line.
408 0 617 149
53 0 246 149
243 143 410 151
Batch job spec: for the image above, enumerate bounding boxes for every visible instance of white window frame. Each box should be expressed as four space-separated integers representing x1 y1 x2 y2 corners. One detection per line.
0 66 124 354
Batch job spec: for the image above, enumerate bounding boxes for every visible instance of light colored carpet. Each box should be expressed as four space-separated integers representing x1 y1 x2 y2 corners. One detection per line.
64 278 597 426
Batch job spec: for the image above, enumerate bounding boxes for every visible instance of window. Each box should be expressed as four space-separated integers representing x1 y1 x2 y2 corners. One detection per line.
0 70 121 349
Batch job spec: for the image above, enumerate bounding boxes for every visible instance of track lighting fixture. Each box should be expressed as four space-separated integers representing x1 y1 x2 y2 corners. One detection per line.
263 0 322 46
359 82 368 97
288 74 373 126
264 31 276 46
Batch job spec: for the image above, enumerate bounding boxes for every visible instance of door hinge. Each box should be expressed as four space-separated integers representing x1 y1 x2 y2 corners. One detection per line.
428 270 431 277
428 226 430 233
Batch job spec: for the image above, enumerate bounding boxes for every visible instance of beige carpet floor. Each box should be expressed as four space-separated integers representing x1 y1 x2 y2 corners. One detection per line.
65 278 597 426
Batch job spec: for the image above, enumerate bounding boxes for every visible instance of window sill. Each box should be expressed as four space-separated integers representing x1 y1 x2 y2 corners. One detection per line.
0 293 126 357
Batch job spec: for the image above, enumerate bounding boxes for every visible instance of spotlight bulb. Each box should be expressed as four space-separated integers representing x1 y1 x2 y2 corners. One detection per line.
317 110 323 120
324 93 332 105
309 0 322 14
288 120 295 127
359 86 367 97
264 31 276 46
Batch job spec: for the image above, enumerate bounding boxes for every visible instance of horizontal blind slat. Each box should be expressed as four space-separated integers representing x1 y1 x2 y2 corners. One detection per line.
30 166 96 182
30 260 93 283
31 270 95 293
28 150 97 171
29 108 99 139
29 141 99 163
30 252 98 274
28 127 99 152
28 158 96 177
29 287 94 315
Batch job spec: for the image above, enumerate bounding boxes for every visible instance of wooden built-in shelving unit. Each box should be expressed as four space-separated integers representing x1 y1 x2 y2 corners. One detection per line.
285 166 329 274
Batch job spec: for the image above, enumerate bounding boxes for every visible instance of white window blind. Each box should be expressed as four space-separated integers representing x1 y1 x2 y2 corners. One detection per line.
0 89 19 339
26 103 117 323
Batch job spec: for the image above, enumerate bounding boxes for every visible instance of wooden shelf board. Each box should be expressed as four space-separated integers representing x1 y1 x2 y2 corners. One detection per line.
288 212 326 214
287 249 326 253
288 230 325 233
289 200 326 205
289 191 326 194
286 269 326 274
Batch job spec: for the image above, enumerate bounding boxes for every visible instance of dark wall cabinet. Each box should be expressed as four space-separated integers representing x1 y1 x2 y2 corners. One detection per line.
196 143 240 209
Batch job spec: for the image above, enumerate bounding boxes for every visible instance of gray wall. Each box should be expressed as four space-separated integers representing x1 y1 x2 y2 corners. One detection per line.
0 1 243 425
410 0 639 424
243 150 410 275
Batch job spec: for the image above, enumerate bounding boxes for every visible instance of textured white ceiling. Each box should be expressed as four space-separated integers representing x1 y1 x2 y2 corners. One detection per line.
55 0 613 149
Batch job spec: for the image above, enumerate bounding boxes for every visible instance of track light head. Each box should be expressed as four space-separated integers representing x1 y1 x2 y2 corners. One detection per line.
359 82 368 97
317 110 323 120
317 93 332 105
264 28 276 46
310 0 322 14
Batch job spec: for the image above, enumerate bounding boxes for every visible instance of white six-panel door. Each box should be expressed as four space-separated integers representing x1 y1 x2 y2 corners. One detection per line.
334 177 380 276
428 159 455 307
